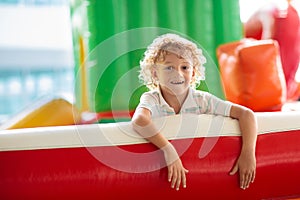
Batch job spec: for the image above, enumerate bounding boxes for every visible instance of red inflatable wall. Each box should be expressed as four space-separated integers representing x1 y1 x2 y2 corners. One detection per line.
0 113 300 200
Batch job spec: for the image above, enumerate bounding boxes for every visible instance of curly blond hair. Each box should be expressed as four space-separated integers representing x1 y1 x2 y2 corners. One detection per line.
139 33 206 90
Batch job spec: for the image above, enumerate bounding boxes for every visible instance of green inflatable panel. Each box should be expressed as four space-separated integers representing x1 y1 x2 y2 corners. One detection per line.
70 0 243 122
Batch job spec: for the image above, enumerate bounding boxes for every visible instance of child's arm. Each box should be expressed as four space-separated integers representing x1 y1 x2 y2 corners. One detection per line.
229 104 257 190
132 107 188 190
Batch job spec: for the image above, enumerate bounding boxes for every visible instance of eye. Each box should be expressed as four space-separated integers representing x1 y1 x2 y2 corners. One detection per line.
182 66 191 71
164 66 173 71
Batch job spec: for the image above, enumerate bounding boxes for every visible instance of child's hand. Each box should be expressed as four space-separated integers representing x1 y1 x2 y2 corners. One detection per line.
230 150 256 189
162 142 189 190
167 158 189 190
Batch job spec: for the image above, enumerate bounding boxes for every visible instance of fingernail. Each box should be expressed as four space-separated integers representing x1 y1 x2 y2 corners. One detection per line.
176 188 179 191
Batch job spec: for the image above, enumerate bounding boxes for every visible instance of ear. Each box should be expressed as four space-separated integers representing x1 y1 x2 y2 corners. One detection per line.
152 69 157 79
190 68 196 84
192 68 196 77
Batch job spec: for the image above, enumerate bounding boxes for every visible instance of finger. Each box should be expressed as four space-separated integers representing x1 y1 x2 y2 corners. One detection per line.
240 178 244 189
171 170 178 189
240 172 246 189
246 170 256 188
175 172 181 191
181 169 187 188
184 167 189 173
230 164 238 175
168 166 173 182
244 173 252 189
241 171 252 189
251 170 256 183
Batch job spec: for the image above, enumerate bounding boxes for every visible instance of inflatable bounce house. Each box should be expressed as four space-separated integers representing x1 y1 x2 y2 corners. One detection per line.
1 0 300 199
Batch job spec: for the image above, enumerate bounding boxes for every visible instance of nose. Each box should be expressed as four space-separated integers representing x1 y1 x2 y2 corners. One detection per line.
169 69 183 80
175 68 184 77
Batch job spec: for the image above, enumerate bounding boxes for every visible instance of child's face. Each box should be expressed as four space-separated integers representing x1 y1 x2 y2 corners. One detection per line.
154 52 194 96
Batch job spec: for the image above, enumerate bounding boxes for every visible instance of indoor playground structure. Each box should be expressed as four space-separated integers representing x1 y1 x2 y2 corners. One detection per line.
1 0 300 199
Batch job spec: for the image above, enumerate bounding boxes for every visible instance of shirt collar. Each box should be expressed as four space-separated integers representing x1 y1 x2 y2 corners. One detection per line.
181 87 198 111
157 87 171 107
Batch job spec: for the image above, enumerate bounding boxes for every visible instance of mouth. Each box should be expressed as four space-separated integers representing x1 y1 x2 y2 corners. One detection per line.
170 80 184 85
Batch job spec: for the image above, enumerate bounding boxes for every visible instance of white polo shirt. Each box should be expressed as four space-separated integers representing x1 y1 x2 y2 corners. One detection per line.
136 87 232 118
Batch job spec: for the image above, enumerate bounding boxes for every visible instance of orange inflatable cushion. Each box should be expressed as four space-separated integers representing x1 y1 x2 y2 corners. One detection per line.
217 39 286 112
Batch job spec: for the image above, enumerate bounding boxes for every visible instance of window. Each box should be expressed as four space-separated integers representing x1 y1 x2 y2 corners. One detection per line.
0 0 73 124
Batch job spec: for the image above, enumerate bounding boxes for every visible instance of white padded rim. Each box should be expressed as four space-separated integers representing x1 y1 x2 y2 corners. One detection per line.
0 112 299 151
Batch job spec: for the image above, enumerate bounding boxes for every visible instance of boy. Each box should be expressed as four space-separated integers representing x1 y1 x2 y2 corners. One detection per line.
132 33 257 191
